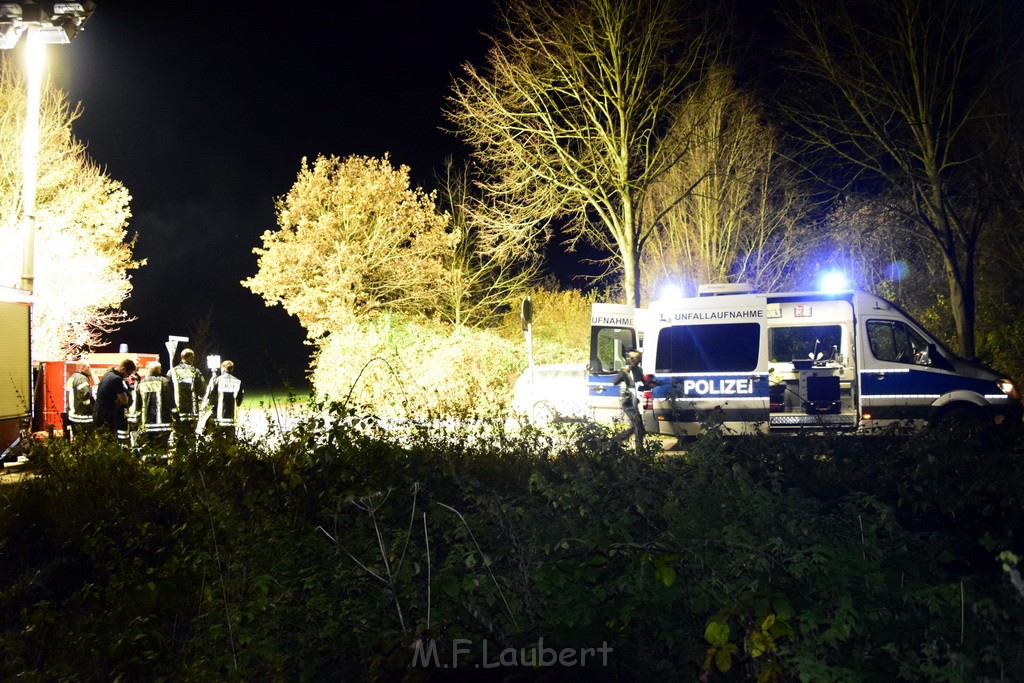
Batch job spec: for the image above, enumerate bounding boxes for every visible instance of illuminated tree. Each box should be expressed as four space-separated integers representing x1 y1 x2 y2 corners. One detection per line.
243 154 452 339
0 57 141 361
447 0 714 307
779 0 1021 357
641 67 811 298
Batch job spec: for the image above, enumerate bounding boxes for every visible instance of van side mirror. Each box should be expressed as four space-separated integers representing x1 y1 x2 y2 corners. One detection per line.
926 343 953 370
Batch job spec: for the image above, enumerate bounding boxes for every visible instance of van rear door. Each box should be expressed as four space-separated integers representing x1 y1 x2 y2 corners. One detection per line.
588 304 637 423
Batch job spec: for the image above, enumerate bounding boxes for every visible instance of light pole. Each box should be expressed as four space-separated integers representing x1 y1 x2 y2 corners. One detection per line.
20 26 42 294
0 2 95 294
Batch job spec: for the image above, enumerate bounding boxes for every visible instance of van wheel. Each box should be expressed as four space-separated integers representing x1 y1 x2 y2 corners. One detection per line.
935 407 987 445
532 401 558 425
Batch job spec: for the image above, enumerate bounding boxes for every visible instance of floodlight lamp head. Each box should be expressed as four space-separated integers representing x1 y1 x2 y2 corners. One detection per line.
34 21 71 42
51 2 95 17
47 1 94 38
0 3 23 21
0 2 94 48
0 22 22 48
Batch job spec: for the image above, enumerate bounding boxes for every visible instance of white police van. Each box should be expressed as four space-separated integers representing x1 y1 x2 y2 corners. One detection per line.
601 284 1021 437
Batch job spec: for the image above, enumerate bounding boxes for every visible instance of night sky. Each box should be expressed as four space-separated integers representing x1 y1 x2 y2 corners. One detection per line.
48 1 496 388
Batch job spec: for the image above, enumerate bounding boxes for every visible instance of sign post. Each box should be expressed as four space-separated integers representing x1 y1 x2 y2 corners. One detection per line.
166 335 189 371
521 296 534 383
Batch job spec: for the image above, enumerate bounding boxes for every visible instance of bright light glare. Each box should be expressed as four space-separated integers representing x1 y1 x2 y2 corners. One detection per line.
659 283 682 300
818 271 849 292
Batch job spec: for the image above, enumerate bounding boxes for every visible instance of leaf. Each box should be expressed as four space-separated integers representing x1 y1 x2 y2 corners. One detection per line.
704 620 730 647
715 642 737 672
749 630 774 658
655 561 676 587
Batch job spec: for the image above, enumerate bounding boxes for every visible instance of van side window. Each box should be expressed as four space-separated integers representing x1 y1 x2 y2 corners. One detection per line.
769 325 842 363
867 320 933 366
655 323 760 373
590 327 635 374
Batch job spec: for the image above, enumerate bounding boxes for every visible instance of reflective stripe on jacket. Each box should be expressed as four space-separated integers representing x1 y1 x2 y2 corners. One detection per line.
139 375 174 433
64 372 94 424
206 373 243 427
169 363 206 418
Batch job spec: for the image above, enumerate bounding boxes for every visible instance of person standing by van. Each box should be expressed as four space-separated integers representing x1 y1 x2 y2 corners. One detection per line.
613 351 646 451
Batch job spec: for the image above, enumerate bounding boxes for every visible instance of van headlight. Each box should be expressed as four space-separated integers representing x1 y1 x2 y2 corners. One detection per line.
998 379 1019 399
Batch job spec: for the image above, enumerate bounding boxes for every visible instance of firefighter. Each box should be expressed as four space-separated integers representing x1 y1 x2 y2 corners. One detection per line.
64 361 94 440
137 361 174 453
123 367 142 447
94 359 137 443
168 348 206 443
200 359 244 439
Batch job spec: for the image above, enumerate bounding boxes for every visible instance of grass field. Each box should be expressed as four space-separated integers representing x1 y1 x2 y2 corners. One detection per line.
242 385 313 410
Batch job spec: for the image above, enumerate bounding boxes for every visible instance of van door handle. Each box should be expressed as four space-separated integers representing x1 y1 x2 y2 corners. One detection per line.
873 373 886 380
593 386 605 393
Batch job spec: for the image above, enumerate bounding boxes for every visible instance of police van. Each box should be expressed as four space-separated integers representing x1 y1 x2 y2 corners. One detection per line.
595 284 1021 437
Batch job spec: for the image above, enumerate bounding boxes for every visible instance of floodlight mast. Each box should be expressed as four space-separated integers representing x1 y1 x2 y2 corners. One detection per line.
0 1 95 294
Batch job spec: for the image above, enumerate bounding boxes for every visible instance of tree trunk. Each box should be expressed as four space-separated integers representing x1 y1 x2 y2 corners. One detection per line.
622 248 638 307
945 260 976 358
620 245 641 308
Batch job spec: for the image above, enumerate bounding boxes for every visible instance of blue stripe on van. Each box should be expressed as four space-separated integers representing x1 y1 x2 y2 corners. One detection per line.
859 370 999 398
588 374 617 397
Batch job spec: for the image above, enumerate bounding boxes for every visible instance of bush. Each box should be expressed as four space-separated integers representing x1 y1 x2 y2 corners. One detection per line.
496 286 592 365
310 313 525 417
1 413 1022 680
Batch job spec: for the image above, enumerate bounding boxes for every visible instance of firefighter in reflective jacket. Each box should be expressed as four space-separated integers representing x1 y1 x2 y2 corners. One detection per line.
200 359 243 437
64 361 94 439
169 348 206 422
123 368 142 446
138 361 174 450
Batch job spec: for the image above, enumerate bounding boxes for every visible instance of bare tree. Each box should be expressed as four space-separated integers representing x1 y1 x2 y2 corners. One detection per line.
779 0 1021 357
434 158 539 328
641 67 812 298
446 0 715 307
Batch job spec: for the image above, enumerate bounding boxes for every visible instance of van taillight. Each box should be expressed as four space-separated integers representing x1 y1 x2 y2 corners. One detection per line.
642 391 653 410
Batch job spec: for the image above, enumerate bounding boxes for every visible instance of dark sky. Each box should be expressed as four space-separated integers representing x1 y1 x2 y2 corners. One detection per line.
49 1 496 387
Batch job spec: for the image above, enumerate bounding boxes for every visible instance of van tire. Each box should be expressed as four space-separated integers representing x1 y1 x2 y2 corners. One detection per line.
934 407 987 445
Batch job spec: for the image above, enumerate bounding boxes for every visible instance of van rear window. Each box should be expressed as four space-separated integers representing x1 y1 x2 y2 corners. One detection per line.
655 323 760 373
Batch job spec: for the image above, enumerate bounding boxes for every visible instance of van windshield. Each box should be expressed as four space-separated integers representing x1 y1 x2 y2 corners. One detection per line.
655 323 760 373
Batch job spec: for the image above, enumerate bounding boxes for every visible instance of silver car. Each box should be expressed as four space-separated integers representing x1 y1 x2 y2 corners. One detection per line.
511 364 590 423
